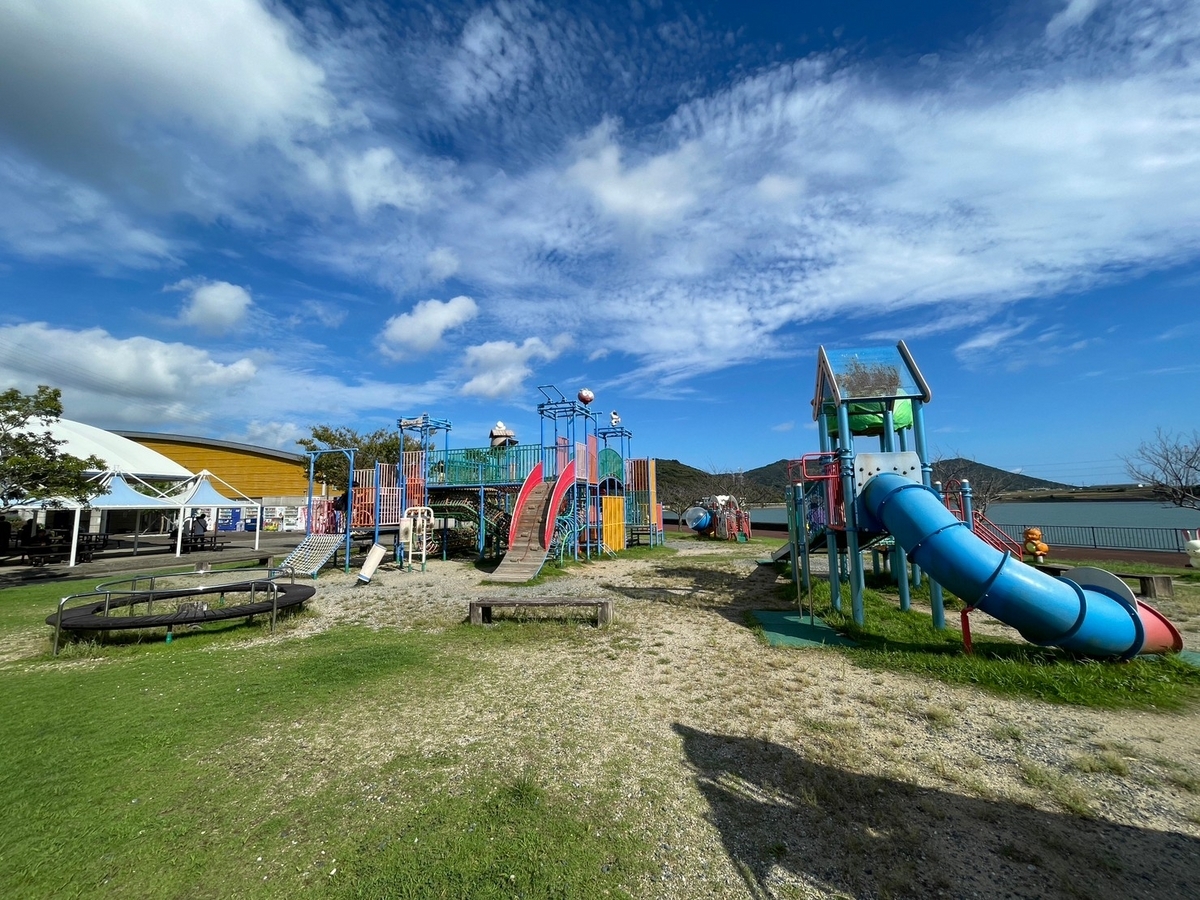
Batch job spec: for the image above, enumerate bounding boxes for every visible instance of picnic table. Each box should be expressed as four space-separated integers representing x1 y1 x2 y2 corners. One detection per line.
182 534 231 552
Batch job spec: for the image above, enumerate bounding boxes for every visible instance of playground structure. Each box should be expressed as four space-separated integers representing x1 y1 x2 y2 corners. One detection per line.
286 387 663 580
786 341 1183 659
47 567 312 655
683 495 752 541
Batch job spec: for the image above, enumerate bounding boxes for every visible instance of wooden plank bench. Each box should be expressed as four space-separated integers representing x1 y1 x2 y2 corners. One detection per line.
469 597 614 626
1115 573 1174 600
1035 564 1174 600
1033 563 1073 577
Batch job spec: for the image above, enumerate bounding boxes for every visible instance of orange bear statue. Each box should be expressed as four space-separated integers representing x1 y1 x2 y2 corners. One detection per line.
1024 527 1050 563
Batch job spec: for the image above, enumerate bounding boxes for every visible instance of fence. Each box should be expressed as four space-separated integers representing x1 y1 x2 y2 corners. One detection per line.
993 523 1187 553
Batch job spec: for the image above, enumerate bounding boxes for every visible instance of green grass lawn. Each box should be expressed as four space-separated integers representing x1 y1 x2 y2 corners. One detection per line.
788 577 1200 710
0 580 647 899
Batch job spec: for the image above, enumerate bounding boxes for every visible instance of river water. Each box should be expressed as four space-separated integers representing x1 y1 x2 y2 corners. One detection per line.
696 501 1199 531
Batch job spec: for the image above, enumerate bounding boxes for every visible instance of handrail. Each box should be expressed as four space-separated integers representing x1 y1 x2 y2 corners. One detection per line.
53 568 293 655
973 511 1024 558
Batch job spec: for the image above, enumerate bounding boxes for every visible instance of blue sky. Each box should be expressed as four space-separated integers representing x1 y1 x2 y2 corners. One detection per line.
1 0 1197 485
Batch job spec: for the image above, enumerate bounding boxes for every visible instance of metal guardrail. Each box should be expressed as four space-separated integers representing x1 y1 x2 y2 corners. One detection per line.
993 523 1187 553
425 446 540 486
54 567 297 655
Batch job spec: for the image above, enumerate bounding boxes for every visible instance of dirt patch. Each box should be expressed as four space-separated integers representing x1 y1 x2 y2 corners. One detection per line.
261 540 1200 899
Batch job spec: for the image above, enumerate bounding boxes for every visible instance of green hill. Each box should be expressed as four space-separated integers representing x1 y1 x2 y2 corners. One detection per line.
654 455 1068 508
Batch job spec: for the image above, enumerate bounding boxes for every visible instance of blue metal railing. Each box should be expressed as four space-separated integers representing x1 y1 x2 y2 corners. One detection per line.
993 523 1186 553
425 446 540 487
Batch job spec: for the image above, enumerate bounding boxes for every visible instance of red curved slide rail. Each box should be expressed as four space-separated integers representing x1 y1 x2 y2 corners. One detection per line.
508 461 544 547
542 459 577 548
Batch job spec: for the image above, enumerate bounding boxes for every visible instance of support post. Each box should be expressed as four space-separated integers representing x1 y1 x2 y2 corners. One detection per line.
836 404 864 626
912 400 945 629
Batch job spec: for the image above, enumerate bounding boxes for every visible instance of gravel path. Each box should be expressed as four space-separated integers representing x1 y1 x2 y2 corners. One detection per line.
285 539 1200 900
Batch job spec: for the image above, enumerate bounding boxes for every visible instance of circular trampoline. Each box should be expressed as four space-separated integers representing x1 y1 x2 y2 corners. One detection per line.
48 569 315 654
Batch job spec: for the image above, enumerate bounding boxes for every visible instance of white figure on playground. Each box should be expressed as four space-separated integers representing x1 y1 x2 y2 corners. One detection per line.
1185 530 1200 568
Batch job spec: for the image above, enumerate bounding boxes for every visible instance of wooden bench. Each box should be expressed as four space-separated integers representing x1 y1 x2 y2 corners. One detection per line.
1034 563 1174 600
1115 573 1174 600
1033 563 1073 577
469 597 614 626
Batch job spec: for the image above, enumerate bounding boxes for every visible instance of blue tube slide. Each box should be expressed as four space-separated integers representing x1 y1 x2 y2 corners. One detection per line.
861 473 1145 659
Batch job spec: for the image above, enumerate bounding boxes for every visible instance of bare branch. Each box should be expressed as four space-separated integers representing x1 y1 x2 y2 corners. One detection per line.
1124 429 1200 511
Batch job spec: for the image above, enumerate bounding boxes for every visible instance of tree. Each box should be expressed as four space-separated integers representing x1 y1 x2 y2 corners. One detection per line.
931 455 1019 514
0 386 106 506
296 425 414 486
1125 429 1200 511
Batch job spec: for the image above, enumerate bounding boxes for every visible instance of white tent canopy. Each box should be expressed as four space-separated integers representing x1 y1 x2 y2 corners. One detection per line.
8 472 181 566
167 470 261 554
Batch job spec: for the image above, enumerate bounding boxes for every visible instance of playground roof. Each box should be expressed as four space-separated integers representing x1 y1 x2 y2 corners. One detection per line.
812 341 932 418
11 472 179 511
168 470 260 510
38 419 194 480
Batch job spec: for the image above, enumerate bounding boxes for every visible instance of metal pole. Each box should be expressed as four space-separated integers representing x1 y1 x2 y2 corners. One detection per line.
912 400 945 629
836 403 864 626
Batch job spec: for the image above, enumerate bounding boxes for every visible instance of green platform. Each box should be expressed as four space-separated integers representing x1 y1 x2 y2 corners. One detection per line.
1178 649 1200 669
750 610 857 649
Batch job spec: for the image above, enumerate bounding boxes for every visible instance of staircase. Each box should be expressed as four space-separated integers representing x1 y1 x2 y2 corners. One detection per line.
281 534 345 578
487 481 553 583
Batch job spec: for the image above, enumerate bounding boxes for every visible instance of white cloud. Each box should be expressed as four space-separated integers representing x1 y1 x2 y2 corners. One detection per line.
0 322 447 432
169 279 254 335
295 300 347 330
954 322 1034 360
0 322 255 427
343 148 429 217
4 0 1200 402
568 122 704 222
461 336 567 398
771 421 795 432
0 156 177 268
378 295 478 361
756 174 804 201
239 420 308 451
442 5 540 112
0 0 335 152
1046 0 1104 38
425 247 461 281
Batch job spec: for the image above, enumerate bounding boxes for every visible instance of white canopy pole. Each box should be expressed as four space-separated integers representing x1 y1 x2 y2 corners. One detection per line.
254 503 261 550
134 510 141 555
176 505 185 557
68 506 81 567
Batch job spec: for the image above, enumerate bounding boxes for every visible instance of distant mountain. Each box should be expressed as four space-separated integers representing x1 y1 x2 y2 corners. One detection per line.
930 457 1067 493
654 455 1068 507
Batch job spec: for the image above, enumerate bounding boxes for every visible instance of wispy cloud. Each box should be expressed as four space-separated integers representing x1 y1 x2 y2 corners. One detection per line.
2 0 1200 413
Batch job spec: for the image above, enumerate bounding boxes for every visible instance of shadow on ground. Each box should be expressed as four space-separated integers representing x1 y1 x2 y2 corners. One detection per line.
603 562 792 628
674 723 1200 900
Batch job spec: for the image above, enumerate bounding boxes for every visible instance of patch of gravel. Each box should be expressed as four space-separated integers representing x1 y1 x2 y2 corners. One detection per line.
251 540 1200 899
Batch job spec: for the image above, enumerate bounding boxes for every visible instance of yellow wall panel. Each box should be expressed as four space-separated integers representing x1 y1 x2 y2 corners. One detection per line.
128 437 309 498
602 496 626 551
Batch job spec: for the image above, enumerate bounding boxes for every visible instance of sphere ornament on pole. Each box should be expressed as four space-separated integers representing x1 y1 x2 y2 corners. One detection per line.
577 388 595 405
